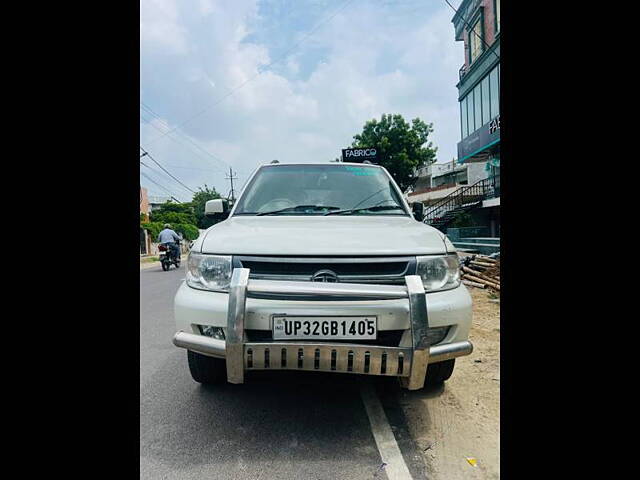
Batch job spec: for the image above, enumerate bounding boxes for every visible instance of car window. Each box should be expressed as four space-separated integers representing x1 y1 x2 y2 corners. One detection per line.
233 165 408 215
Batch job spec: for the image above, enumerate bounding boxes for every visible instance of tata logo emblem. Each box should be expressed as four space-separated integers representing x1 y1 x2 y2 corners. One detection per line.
311 269 339 283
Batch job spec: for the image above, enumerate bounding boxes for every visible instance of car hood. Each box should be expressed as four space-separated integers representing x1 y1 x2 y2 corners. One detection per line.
197 216 450 256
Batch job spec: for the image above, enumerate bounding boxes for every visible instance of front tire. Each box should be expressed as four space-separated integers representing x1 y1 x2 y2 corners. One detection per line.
187 351 227 384
425 359 455 386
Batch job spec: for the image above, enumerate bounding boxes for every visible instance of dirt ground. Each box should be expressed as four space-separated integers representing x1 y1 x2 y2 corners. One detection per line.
400 287 500 479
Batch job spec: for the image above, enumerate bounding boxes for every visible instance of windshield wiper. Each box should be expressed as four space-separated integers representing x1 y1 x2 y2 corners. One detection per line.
324 205 405 216
256 205 340 216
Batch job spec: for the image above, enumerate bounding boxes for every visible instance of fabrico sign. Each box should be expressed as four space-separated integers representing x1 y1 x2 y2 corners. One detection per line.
489 115 500 134
457 115 500 161
342 148 378 163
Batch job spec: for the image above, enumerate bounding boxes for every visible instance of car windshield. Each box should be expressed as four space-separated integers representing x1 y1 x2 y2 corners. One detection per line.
233 164 408 216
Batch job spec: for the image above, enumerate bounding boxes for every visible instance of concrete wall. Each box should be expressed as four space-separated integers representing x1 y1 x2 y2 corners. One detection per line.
467 161 489 185
140 228 150 255
413 162 466 189
149 242 190 256
407 185 460 204
413 176 431 191
140 187 150 217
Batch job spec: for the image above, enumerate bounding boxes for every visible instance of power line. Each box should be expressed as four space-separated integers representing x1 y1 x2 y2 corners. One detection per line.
140 158 194 196
139 146 196 194
140 170 182 199
443 0 500 62
163 164 222 173
139 160 194 197
140 161 185 196
164 164 250 175
140 102 229 174
145 0 356 145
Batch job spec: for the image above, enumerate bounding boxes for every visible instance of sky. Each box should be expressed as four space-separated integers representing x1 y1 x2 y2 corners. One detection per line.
140 0 464 202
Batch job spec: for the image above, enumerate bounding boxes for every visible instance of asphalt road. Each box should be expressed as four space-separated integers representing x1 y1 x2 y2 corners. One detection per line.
140 264 428 480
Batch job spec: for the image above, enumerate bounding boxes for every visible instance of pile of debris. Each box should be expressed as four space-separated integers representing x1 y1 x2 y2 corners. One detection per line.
459 253 500 292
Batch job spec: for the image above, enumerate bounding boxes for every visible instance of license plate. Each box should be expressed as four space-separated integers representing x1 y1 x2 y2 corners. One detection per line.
272 316 377 340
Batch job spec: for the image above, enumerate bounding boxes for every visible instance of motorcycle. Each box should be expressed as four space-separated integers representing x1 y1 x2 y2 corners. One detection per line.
158 241 181 271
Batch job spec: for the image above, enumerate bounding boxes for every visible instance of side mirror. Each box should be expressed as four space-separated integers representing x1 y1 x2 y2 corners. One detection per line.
411 202 424 222
205 199 228 217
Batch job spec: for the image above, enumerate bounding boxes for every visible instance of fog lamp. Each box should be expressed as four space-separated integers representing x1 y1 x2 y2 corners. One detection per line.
426 326 450 345
199 325 225 340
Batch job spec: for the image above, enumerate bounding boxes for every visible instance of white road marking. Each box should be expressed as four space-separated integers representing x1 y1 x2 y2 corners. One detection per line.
360 382 413 480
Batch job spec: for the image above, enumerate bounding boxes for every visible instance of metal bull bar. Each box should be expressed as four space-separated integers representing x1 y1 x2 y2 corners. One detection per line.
224 268 431 390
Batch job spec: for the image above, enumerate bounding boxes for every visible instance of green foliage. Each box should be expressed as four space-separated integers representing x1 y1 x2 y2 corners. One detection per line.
143 200 201 241
149 201 196 225
191 185 222 229
174 223 199 241
350 113 437 191
449 212 481 228
150 211 194 225
141 221 200 241
141 221 163 240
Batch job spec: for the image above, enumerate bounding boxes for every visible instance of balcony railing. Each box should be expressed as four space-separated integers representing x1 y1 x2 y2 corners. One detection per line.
423 174 500 226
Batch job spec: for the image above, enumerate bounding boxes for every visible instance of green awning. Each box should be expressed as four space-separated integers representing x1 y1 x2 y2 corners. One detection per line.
458 138 500 164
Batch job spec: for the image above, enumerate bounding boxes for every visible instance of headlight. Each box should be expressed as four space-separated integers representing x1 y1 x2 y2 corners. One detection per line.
186 253 232 292
416 254 461 292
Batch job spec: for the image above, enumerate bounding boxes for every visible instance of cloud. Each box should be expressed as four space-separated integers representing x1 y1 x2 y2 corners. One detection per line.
140 0 464 199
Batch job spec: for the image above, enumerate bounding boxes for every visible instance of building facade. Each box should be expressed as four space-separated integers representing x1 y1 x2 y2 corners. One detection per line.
453 0 500 169
406 160 489 206
450 0 500 240
148 194 173 212
140 187 150 218
140 187 152 255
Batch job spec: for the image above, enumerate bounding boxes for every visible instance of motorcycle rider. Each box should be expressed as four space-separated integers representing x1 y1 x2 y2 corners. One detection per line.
157 223 181 261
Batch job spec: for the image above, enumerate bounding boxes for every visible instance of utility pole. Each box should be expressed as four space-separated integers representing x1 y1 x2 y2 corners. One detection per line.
226 167 238 203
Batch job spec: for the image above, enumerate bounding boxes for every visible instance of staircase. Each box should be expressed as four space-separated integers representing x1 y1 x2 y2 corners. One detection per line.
423 175 500 232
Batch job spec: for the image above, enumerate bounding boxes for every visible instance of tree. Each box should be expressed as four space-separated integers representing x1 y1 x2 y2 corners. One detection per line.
141 221 200 241
149 201 196 226
143 201 201 242
350 113 437 191
191 184 222 229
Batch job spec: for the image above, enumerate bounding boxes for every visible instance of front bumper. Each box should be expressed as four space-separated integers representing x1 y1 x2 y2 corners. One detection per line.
174 331 472 373
173 268 473 390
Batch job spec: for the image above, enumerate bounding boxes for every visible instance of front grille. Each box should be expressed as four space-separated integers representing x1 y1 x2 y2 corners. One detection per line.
241 260 406 276
245 329 404 347
234 256 415 285
244 343 413 376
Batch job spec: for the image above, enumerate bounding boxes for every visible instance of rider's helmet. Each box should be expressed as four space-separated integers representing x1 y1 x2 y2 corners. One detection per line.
164 223 171 229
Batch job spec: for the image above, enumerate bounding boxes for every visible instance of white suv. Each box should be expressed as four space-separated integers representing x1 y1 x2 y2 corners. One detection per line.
173 162 472 390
